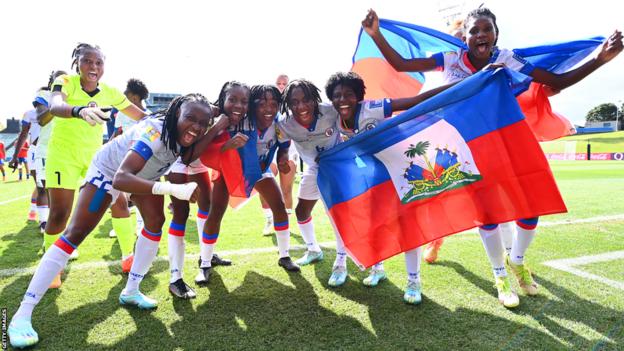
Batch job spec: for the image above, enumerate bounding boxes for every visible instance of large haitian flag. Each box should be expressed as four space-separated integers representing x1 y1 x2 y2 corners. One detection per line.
351 18 604 141
200 128 262 198
317 69 567 268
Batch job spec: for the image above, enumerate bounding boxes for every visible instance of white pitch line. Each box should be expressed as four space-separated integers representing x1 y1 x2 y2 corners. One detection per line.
542 251 624 291
2 213 624 279
0 195 30 206
0 241 337 278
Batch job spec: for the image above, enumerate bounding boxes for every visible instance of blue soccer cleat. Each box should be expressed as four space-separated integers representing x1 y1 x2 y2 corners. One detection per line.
295 250 324 266
328 266 348 287
119 290 158 310
403 280 423 305
8 317 39 348
363 269 387 287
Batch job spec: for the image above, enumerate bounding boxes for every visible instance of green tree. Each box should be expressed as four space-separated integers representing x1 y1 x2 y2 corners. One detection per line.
585 103 617 122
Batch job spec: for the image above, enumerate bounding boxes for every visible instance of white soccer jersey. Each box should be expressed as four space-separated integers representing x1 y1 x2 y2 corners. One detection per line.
432 48 535 84
33 90 52 158
114 108 151 133
257 116 290 172
91 117 179 181
276 103 340 166
22 109 40 144
338 99 392 140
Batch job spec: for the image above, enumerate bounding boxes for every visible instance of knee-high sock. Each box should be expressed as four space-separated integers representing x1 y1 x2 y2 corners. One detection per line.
13 236 75 321
124 228 161 294
135 210 144 236
37 205 49 224
112 216 135 258
29 198 36 213
168 221 186 283
511 218 539 265
499 221 515 256
297 217 320 252
199 231 218 268
332 226 348 268
405 247 422 283
196 209 208 239
274 221 290 258
478 225 507 278
263 207 273 220
372 261 384 271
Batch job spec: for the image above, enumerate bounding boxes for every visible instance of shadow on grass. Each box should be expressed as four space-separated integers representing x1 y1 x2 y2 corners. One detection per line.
2 255 622 350
0 221 44 270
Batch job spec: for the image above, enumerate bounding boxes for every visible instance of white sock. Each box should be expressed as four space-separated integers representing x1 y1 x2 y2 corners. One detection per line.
167 221 186 284
333 227 348 268
372 261 384 271
297 217 321 252
30 199 36 213
262 207 273 220
125 228 161 294
199 231 218 268
196 209 208 237
499 221 515 256
274 220 290 258
37 205 49 224
405 247 422 283
479 225 507 278
510 218 538 265
135 210 144 236
14 239 73 321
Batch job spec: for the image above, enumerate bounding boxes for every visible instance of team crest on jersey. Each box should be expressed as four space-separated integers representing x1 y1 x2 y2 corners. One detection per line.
324 128 334 137
374 119 481 204
364 122 376 131
142 126 161 142
87 101 98 108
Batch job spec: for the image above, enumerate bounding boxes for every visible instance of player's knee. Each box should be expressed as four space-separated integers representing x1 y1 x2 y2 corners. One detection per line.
48 207 71 225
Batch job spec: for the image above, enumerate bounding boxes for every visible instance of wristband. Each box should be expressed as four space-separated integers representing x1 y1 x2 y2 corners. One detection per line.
71 106 85 117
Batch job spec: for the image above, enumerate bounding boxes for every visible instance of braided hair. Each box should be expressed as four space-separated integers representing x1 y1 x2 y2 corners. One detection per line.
71 43 104 74
249 84 282 123
464 7 499 44
159 93 213 160
215 81 252 132
324 72 366 102
280 79 321 119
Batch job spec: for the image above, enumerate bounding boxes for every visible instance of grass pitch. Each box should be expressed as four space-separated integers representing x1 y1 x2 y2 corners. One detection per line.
1 161 623 350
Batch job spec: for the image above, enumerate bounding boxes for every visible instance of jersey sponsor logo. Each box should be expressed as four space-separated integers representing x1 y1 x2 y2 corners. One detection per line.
364 122 377 131
324 127 335 137
369 100 383 109
87 101 98 108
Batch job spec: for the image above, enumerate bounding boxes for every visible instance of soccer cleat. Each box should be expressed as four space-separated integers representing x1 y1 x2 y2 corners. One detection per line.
27 210 37 222
403 280 423 305
119 290 158 309
109 229 117 238
195 266 212 285
211 253 232 266
169 279 197 299
507 257 539 296
121 255 134 274
262 218 274 236
278 257 301 272
495 276 520 308
424 239 444 264
8 317 39 348
328 266 348 287
39 222 46 234
69 249 79 260
295 250 324 266
363 269 387 287
49 272 62 289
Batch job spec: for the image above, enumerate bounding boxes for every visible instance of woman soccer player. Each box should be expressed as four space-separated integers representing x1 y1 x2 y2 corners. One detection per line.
8 93 229 348
362 7 623 307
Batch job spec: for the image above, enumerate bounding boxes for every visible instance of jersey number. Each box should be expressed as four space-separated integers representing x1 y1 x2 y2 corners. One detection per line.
55 171 61 185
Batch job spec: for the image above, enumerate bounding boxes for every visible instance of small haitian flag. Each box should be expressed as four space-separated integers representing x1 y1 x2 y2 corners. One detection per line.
317 69 567 268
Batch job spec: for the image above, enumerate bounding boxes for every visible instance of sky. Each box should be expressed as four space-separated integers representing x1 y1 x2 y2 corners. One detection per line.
0 0 622 128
